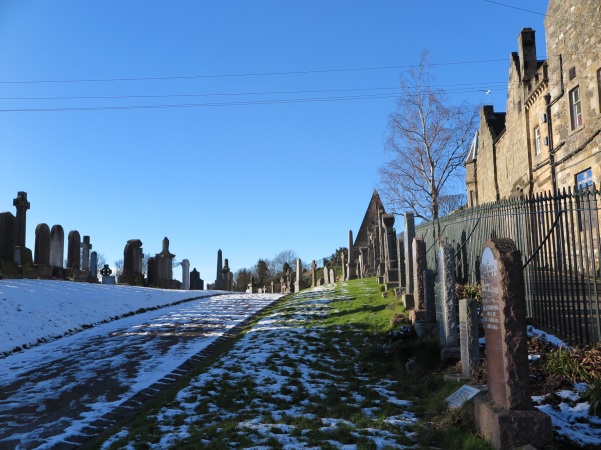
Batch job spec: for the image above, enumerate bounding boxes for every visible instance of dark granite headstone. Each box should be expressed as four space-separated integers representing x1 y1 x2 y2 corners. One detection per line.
67 230 81 270
190 268 204 290
49 225 64 269
34 223 51 266
0 212 15 261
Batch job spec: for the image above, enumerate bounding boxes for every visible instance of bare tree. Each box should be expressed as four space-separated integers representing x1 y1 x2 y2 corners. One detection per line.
270 250 298 275
379 51 478 220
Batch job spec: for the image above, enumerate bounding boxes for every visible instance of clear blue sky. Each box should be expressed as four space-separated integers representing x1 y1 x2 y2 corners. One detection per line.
0 0 548 281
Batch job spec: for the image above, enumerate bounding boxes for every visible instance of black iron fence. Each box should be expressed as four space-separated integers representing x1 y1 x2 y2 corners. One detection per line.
414 185 601 346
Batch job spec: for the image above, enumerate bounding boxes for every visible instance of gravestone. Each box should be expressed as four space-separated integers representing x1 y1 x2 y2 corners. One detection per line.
474 239 553 449
121 239 144 285
0 212 15 262
67 230 81 270
403 212 415 292
436 244 460 361
359 247 368 278
89 251 98 282
459 298 480 378
80 236 92 272
181 259 190 290
49 225 64 275
294 258 305 293
347 230 357 280
323 265 330 284
223 258 232 291
154 237 175 287
214 249 224 290
311 260 317 287
382 214 399 289
341 252 346 281
329 268 336 284
410 238 427 323
190 268 204 290
100 264 116 285
13 192 30 248
34 223 52 278
270 280 274 293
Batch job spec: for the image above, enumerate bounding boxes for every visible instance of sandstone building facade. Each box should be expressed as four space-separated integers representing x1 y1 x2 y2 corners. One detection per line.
466 0 601 205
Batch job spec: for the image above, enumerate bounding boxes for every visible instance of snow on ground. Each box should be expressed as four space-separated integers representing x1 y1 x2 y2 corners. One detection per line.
0 279 221 356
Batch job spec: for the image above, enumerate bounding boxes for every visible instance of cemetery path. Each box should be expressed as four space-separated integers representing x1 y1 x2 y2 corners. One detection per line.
0 292 281 450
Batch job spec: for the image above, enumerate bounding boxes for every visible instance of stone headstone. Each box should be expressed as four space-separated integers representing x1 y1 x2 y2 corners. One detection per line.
411 238 427 323
474 239 553 449
341 252 347 281
181 259 190 290
89 251 98 282
311 260 317 287
190 268 204 290
347 230 357 280
323 266 330 284
436 244 459 348
121 239 143 285
382 214 399 289
445 384 484 409
154 237 175 287
423 269 436 323
294 258 305 293
214 249 224 290
100 264 115 284
329 268 335 284
0 212 15 262
459 298 480 378
34 223 51 266
67 230 81 270
80 236 92 271
223 258 232 291
404 212 415 293
49 225 64 269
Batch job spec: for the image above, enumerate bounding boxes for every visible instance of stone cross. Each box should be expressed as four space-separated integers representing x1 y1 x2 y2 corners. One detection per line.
13 191 30 248
100 264 112 276
80 236 92 271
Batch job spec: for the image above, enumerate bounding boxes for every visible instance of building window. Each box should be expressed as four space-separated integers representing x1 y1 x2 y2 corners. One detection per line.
534 126 541 155
575 168 597 231
570 86 583 129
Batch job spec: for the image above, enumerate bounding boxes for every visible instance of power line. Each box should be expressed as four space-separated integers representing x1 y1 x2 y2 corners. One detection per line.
0 59 509 85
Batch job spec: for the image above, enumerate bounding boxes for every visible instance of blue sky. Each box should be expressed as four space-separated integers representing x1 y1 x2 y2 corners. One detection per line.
0 0 549 281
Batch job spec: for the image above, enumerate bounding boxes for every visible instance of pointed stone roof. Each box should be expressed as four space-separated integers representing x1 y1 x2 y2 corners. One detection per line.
353 190 386 259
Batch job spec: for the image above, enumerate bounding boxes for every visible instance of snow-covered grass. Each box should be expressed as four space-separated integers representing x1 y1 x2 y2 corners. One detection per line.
0 279 220 356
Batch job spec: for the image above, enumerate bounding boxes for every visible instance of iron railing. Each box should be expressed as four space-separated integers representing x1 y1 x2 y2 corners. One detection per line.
414 185 601 346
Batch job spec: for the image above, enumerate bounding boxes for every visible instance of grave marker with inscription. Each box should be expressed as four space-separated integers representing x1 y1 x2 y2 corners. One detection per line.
474 239 552 449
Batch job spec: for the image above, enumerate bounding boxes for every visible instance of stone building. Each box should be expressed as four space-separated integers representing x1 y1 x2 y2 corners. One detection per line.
466 0 601 204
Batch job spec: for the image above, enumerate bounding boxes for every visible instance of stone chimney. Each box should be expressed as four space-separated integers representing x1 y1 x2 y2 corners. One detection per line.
518 28 537 81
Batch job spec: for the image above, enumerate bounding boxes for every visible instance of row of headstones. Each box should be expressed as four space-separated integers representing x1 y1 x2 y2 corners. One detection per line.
0 192 98 281
404 233 553 448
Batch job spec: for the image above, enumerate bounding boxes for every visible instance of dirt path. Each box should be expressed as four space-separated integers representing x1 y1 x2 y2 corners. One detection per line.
0 293 281 449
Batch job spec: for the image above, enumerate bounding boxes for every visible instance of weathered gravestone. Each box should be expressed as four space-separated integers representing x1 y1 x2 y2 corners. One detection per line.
341 252 346 281
329 268 336 284
347 230 357 280
190 268 204 290
459 298 480 378
323 265 330 284
382 214 399 290
436 244 460 361
89 251 98 282
181 259 190 290
67 230 81 273
223 258 232 291
401 212 415 308
311 260 317 287
294 258 305 293
34 223 52 278
120 239 144 285
474 239 552 449
410 238 427 323
80 236 92 272
214 249 224 290
49 225 64 277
